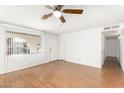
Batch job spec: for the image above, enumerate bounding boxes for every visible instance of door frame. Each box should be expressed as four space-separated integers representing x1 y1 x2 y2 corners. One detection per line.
101 30 120 67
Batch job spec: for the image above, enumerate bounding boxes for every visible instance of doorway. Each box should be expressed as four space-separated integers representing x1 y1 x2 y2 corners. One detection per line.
102 30 122 70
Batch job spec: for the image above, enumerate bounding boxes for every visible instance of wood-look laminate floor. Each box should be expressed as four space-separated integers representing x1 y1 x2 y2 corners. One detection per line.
0 60 124 88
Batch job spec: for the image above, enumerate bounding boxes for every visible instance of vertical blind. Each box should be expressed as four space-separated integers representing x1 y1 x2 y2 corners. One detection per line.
2 23 42 86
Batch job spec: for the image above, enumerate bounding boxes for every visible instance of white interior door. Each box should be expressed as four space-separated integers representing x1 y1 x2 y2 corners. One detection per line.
49 35 58 61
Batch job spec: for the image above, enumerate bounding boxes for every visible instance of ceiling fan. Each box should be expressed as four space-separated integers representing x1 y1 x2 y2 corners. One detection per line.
42 5 83 23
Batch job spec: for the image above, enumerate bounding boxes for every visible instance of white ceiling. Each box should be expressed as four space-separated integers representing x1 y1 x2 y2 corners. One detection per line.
0 5 124 34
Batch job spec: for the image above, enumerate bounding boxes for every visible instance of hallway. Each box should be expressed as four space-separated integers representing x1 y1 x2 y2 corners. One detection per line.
101 57 124 87
102 57 122 71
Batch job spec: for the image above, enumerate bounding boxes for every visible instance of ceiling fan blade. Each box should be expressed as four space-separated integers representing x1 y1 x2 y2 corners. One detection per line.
59 15 66 23
45 5 55 10
63 9 83 14
42 13 53 19
55 5 64 10
57 5 64 8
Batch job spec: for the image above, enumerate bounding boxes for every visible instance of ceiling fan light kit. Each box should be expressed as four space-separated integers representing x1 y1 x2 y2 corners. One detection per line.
53 10 62 17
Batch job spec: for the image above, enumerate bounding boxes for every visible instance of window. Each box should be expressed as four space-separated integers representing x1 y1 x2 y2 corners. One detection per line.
6 31 41 55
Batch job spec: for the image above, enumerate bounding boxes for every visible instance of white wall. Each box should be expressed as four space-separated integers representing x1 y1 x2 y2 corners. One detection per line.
0 24 5 74
120 29 124 71
101 34 106 66
59 28 102 68
120 37 124 71
119 25 124 72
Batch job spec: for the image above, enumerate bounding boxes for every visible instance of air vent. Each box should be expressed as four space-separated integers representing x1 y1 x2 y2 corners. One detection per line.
104 27 111 30
103 25 120 30
111 25 120 29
